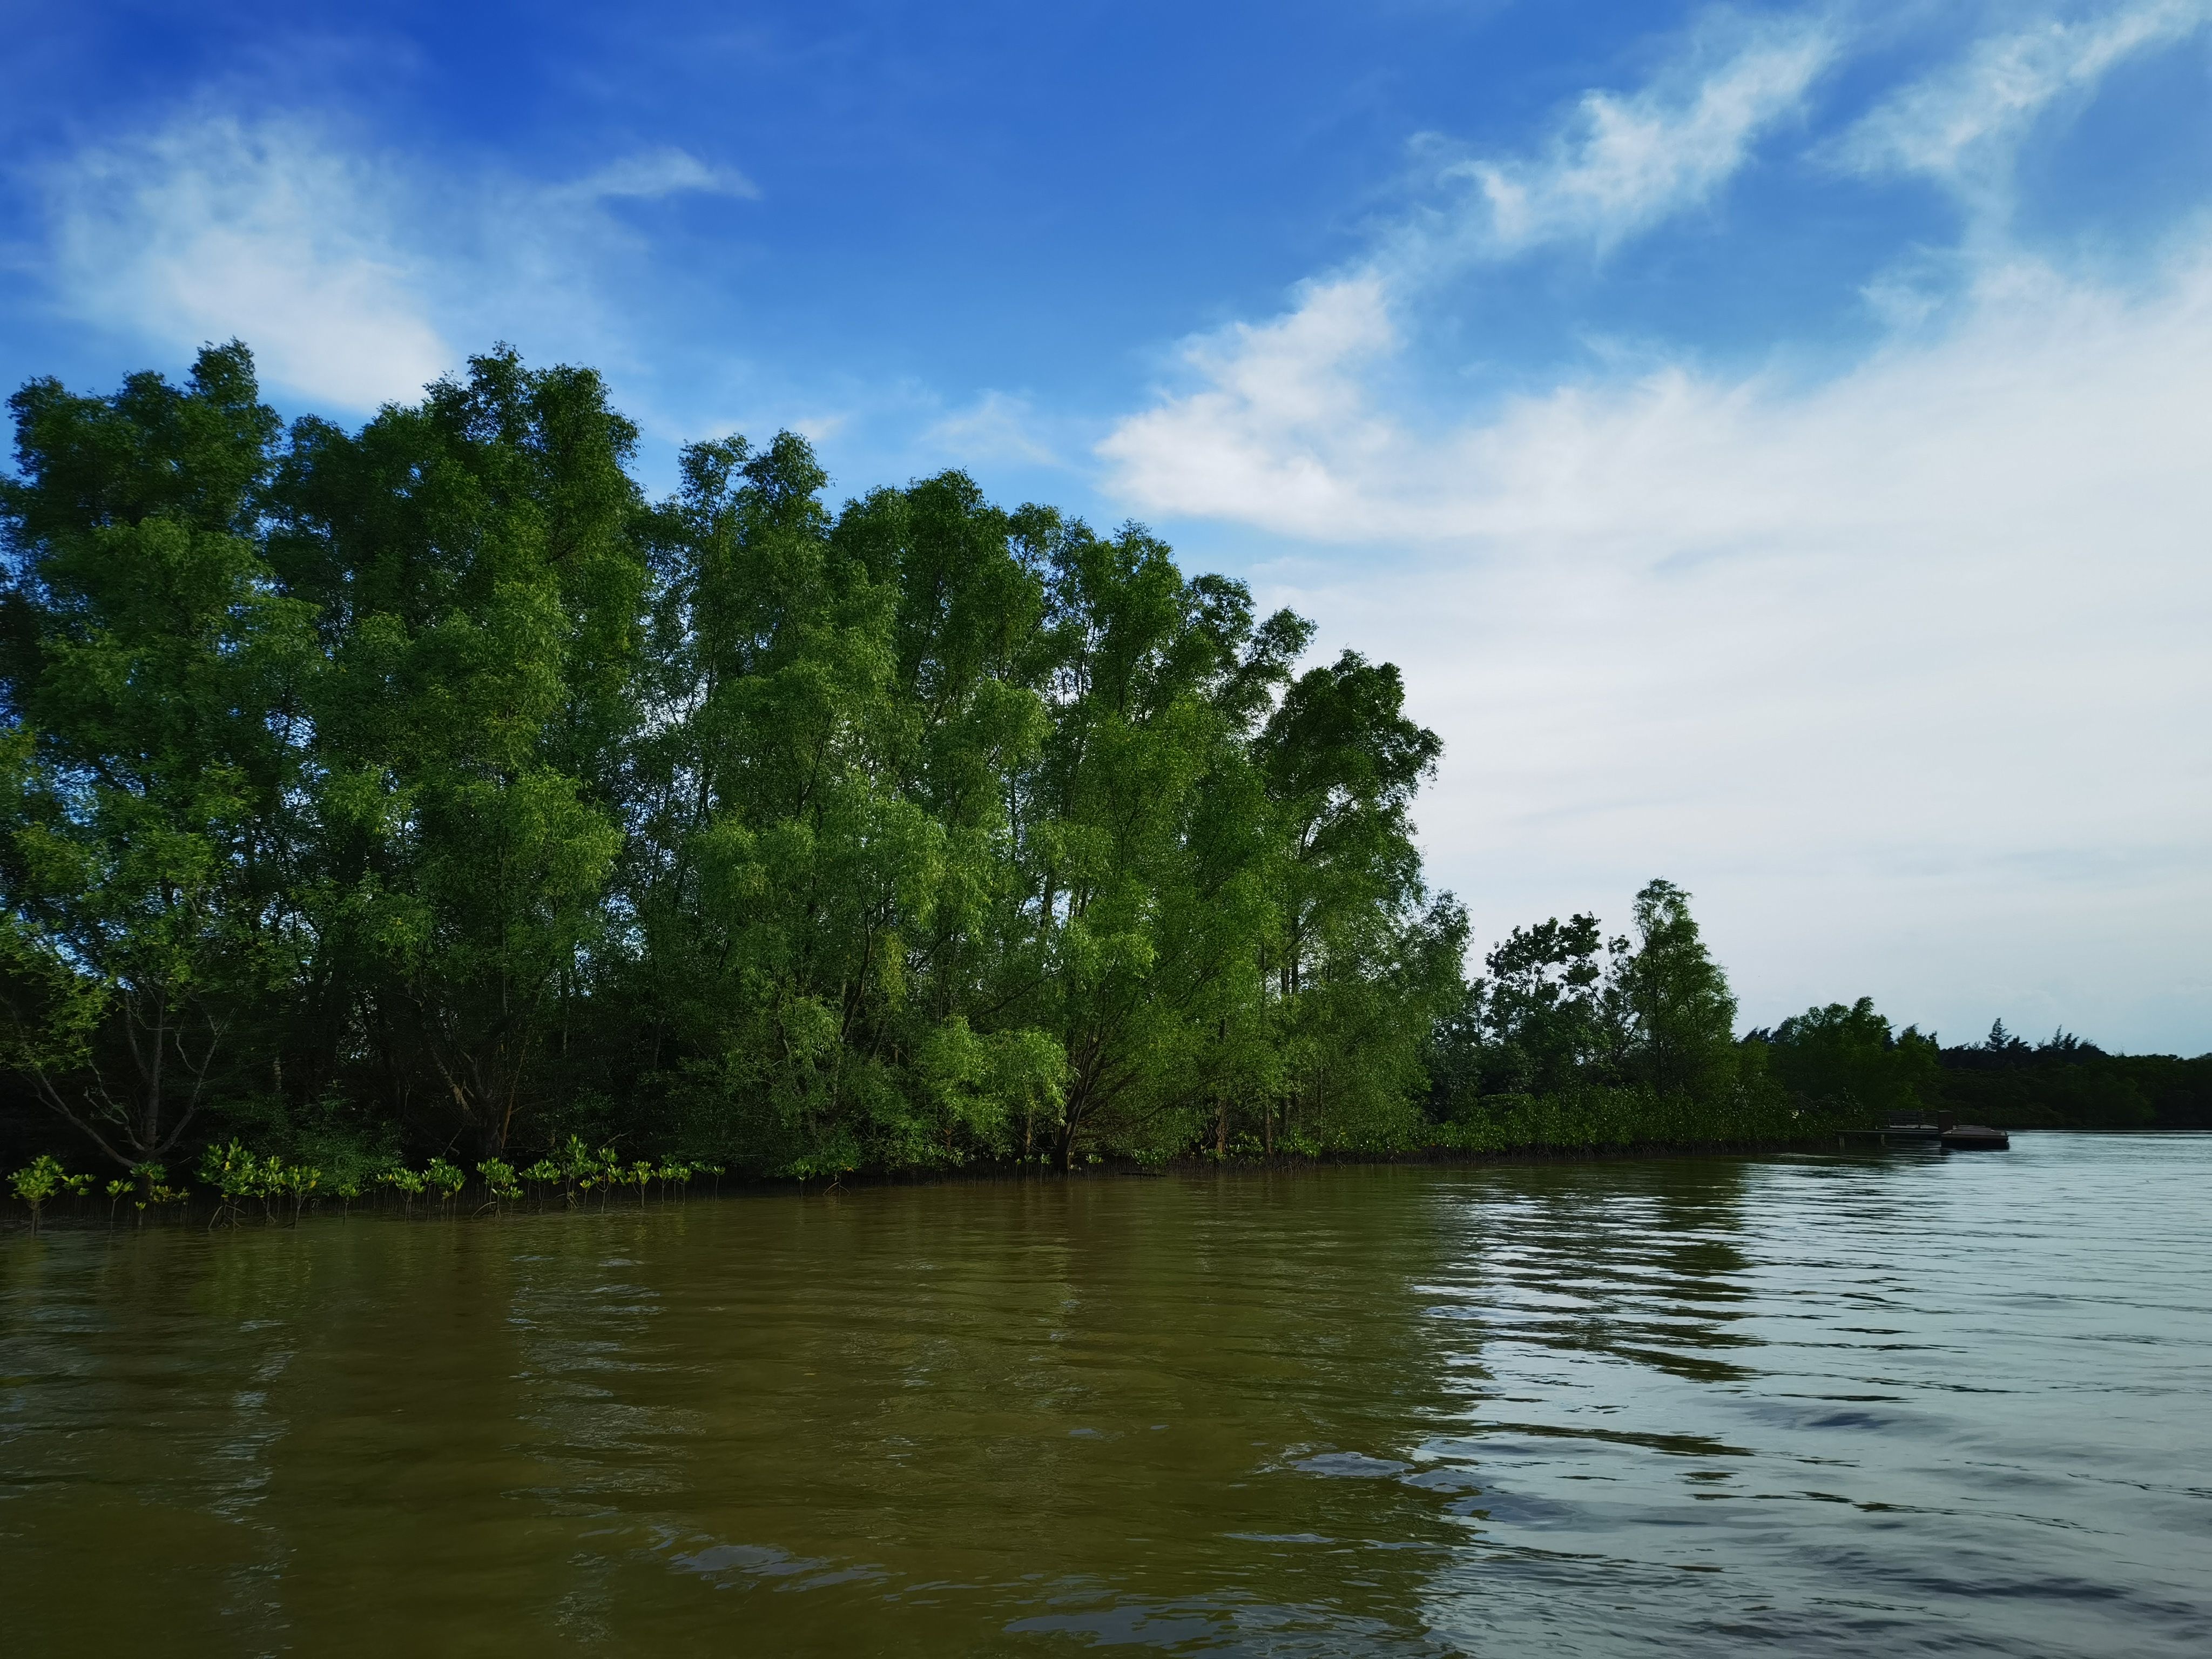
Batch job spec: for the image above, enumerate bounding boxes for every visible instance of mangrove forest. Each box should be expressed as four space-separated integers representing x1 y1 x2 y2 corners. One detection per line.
2 344 2204 1216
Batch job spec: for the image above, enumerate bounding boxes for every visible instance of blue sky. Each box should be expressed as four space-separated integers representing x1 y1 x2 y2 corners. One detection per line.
6 1 2211 1051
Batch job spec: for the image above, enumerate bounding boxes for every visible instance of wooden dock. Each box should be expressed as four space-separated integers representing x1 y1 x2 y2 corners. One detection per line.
1837 1122 2010 1151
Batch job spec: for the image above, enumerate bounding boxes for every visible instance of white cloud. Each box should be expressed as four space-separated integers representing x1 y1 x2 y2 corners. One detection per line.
1435 16 1833 258
37 113 753 412
46 116 451 410
1223 253 2212 1050
1097 11 2212 1051
1099 274 1399 529
922 390 1064 468
1100 17 1838 536
1838 1 2212 212
556 147 760 204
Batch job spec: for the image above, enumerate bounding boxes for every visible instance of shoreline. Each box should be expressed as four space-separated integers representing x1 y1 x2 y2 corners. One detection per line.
19 1129 2196 1231
0 1135 1855 1232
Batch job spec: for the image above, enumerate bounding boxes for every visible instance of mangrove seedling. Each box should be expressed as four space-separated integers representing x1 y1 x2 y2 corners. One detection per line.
477 1158 521 1215
520 1159 559 1210
276 1161 321 1225
198 1141 258 1230
9 1154 71 1234
559 1136 598 1209
137 1177 190 1223
654 1162 692 1203
425 1157 466 1213
380 1163 428 1218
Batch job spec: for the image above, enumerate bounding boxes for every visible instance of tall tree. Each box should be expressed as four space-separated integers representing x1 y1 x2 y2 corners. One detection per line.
1614 879 1740 1104
1 342 1469 1175
0 343 312 1166
266 349 643 1152
1256 651 1458 1149
1009 521 1273 1167
1766 997 1940 1120
1466 913 1625 1097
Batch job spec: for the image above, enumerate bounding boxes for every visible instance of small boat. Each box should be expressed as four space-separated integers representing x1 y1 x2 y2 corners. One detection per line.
1939 1124 2009 1151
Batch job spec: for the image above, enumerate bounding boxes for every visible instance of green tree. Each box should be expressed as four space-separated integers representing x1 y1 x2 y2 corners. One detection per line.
1613 879 1741 1105
1766 997 1941 1121
628 434 912 1172
1464 914 1624 1098
1 340 1475 1179
266 348 642 1153
0 344 314 1167
1256 651 1458 1150
1008 519 1279 1167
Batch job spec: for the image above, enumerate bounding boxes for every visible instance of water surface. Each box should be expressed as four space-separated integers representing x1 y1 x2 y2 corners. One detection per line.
4 1135 2207 1655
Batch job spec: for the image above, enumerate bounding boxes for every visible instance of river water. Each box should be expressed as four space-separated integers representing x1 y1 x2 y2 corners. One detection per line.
3 1134 2207 1656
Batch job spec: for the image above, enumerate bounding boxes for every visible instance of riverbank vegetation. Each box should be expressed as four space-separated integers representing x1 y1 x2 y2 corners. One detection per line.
0 340 1460 1185
1929 1023 2210 1130
2 345 2201 1224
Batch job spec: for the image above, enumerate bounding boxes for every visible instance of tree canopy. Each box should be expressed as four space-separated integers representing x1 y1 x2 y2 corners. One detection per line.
1 345 1467 1175
11 345 2174 1185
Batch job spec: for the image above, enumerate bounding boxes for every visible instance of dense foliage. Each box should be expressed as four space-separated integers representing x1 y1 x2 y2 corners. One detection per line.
1931 1022 2211 1130
1420 880 1818 1150
0 344 1473 1179
4 346 2193 1202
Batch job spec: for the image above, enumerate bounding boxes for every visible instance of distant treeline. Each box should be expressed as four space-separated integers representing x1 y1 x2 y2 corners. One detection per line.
1927 1022 2210 1131
0 345 2197 1201
1427 913 2209 1139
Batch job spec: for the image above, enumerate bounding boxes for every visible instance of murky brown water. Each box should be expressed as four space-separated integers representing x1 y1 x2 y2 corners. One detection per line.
4 1136 2208 1655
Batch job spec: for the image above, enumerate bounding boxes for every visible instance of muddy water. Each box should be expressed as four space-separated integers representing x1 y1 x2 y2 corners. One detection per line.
3 1135 2207 1655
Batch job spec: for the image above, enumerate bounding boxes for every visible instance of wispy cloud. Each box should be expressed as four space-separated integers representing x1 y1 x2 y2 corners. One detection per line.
1100 14 1838 534
555 146 760 205
921 390 1065 468
1098 274 1398 532
35 113 754 411
1432 14 1835 259
45 116 450 410
1097 4 2212 1048
1837 0 2212 214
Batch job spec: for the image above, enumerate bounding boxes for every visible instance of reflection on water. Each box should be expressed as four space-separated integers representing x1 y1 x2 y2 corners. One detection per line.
3 1137 2208 1655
